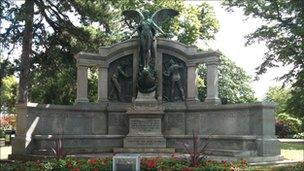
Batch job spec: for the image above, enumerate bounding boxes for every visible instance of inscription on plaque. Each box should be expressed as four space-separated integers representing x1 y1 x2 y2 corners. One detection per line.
130 118 160 133
127 139 163 146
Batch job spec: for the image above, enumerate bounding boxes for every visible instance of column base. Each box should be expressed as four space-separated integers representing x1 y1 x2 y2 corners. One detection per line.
74 98 89 104
97 98 109 103
204 97 221 105
186 97 199 102
113 147 175 153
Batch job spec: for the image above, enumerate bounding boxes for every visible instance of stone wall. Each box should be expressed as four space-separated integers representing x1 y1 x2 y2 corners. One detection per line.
13 102 280 158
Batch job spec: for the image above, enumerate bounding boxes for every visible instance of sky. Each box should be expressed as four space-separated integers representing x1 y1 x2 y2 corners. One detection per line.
201 1 285 100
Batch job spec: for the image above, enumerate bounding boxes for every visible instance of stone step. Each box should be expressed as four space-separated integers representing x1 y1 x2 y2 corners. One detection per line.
113 148 175 153
206 149 256 157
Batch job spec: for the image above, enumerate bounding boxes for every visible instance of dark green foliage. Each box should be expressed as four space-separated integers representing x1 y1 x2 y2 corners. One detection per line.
275 120 295 138
287 84 304 119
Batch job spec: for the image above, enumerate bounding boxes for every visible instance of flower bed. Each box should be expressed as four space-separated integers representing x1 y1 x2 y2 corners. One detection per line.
0 157 303 171
0 157 250 171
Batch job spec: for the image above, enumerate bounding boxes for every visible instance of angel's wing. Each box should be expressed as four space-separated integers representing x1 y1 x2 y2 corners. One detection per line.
151 9 179 26
122 10 144 29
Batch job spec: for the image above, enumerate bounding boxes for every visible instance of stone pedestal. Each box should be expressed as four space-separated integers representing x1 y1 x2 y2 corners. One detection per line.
124 105 165 148
114 92 174 153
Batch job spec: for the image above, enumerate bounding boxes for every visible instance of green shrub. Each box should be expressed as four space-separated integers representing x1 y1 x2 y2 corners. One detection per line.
0 129 5 138
276 113 302 135
275 121 294 138
293 132 304 139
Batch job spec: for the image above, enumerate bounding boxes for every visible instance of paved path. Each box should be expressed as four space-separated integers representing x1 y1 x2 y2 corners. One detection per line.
0 146 11 160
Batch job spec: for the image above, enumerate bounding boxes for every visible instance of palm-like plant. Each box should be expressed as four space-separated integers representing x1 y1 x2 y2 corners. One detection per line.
183 129 210 167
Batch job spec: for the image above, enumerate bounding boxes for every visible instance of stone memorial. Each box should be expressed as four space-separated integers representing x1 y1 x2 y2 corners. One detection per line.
113 154 140 171
11 9 281 162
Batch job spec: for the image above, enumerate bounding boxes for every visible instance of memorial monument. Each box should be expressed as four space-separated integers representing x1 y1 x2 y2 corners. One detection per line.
11 9 281 162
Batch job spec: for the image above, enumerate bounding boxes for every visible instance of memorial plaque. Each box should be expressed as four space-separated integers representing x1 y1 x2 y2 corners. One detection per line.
113 154 140 171
129 118 161 135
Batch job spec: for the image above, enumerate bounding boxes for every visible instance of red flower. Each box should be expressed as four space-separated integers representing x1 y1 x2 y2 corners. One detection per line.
88 159 97 165
146 158 158 169
72 168 80 171
147 160 157 169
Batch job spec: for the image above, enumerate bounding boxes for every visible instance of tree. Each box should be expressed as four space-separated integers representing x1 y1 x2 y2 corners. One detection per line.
0 75 17 114
18 0 33 103
197 55 256 104
265 86 291 114
1 0 120 104
223 0 304 117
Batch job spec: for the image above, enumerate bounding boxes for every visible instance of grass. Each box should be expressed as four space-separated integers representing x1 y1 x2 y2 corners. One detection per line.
281 143 303 150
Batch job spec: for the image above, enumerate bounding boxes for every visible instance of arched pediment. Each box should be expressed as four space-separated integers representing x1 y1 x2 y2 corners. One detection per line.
74 38 221 67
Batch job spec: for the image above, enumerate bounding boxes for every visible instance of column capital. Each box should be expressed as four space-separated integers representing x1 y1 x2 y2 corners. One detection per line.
97 61 108 69
205 56 220 66
186 62 198 67
76 64 89 68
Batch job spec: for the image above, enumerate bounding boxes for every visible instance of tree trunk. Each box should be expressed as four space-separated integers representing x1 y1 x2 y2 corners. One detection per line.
18 0 34 103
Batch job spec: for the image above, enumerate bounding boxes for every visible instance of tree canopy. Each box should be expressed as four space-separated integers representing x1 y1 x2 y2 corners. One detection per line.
265 86 291 114
0 0 256 106
223 0 304 118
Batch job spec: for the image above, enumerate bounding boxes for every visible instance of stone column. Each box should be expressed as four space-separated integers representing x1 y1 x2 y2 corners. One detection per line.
204 60 221 104
156 51 163 102
132 50 139 101
75 65 89 103
186 63 198 101
98 65 108 102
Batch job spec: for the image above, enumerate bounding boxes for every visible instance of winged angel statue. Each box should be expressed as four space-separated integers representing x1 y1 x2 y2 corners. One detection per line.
122 9 179 93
